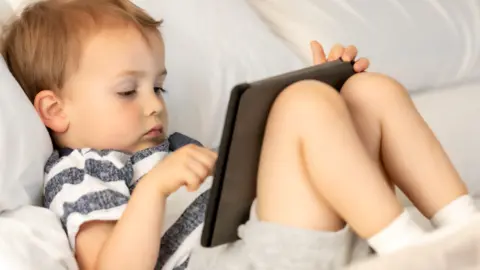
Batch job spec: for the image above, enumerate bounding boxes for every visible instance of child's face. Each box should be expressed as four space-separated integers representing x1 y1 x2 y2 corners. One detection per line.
60 26 167 153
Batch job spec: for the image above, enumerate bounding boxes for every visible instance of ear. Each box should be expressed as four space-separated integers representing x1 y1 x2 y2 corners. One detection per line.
33 90 69 133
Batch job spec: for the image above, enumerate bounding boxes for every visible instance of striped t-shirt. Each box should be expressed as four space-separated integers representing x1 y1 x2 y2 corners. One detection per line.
43 133 211 270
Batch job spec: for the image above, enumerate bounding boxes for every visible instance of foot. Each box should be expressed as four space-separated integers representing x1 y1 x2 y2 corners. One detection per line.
347 214 480 270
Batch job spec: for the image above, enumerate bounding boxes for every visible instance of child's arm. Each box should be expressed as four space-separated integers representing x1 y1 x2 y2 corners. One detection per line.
46 145 216 270
76 172 167 270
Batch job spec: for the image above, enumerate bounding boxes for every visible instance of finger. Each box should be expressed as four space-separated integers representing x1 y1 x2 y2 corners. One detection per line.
201 149 218 175
183 144 217 159
182 144 216 162
353 58 370 72
327 44 344 61
341 45 358 62
201 147 218 161
183 167 203 192
189 147 217 170
310 40 327 65
186 156 210 180
178 145 217 175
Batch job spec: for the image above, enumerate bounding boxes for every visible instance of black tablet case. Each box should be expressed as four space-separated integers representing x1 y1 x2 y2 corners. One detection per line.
201 60 356 247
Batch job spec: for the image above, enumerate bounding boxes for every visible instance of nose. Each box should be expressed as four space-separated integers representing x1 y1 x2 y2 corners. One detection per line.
142 92 163 117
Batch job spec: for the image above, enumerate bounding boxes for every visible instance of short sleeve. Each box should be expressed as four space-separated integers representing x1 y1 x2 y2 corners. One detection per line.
43 149 133 250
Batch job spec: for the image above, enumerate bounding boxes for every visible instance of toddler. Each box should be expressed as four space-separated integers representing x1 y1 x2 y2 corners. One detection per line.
2 0 478 269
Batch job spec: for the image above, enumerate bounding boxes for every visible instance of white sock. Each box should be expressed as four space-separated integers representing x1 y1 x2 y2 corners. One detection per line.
367 210 426 255
430 195 478 228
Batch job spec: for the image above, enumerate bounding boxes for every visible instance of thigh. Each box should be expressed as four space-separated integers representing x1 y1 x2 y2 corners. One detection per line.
255 82 344 232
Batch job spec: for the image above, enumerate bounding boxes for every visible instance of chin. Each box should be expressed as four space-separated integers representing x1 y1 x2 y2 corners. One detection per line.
133 136 167 152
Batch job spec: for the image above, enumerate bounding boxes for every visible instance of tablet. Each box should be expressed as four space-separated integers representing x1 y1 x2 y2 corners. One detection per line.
201 60 356 248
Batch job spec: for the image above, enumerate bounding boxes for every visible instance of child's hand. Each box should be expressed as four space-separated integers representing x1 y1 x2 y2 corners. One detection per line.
151 144 217 196
310 40 370 73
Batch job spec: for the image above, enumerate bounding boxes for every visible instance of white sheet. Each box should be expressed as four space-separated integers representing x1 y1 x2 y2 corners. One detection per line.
0 206 78 270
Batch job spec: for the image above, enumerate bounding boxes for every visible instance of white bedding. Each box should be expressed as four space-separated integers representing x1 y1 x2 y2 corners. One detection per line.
0 206 77 270
0 62 73 267
248 0 480 92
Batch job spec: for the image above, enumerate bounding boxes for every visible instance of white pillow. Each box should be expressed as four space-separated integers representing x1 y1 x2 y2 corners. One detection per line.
0 57 53 210
248 0 480 92
134 0 304 147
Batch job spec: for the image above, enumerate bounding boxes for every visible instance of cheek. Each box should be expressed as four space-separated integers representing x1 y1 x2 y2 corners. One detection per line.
78 97 140 130
91 104 142 147
106 102 144 132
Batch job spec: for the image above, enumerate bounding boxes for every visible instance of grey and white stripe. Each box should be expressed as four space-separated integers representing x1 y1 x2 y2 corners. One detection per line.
44 133 209 270
60 189 129 226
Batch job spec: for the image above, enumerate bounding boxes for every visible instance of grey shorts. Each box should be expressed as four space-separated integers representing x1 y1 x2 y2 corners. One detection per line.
189 206 372 270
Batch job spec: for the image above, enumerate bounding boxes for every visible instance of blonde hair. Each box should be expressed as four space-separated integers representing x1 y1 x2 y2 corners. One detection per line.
1 0 163 103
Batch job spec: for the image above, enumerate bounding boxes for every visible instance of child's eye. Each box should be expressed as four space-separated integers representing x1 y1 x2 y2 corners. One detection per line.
117 90 137 97
154 87 167 94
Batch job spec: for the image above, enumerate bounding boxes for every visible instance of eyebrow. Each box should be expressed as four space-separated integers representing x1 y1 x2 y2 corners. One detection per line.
118 69 168 78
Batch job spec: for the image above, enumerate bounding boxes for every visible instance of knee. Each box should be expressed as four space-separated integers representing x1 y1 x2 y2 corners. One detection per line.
266 80 349 136
272 80 347 120
340 72 410 109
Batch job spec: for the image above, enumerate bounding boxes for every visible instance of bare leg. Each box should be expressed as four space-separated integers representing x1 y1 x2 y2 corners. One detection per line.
256 80 403 239
340 72 469 219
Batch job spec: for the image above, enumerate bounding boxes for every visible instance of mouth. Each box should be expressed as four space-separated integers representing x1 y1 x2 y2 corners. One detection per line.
144 125 164 138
